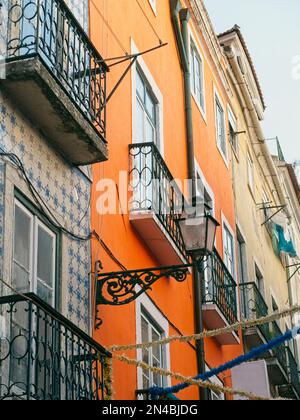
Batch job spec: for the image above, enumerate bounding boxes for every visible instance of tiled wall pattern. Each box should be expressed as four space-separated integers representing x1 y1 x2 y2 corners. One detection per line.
0 89 92 333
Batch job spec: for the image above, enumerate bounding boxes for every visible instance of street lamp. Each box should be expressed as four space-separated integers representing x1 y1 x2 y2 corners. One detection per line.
177 210 220 257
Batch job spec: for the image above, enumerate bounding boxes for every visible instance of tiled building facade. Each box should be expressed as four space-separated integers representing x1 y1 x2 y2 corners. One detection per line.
0 0 92 332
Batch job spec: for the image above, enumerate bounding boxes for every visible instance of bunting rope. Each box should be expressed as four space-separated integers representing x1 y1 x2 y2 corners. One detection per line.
114 354 287 401
148 326 300 398
109 304 300 352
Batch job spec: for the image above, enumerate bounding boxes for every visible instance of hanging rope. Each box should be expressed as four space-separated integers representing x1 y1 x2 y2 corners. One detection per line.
109 304 300 352
147 325 300 398
114 354 287 401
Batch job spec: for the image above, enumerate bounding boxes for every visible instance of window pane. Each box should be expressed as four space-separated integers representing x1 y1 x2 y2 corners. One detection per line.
13 262 30 293
37 225 55 299
146 118 155 143
14 205 31 270
136 71 145 102
145 91 156 123
136 98 144 142
141 316 149 343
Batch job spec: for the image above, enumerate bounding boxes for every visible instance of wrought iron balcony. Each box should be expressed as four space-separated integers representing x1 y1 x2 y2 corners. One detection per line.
202 250 239 345
240 282 272 350
0 293 111 400
129 142 187 265
279 347 300 400
2 0 108 165
266 322 289 386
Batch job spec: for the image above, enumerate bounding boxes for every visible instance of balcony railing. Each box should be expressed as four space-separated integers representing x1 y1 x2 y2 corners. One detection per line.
272 322 288 376
203 250 238 326
129 142 187 258
0 293 111 400
285 346 300 398
5 0 107 139
240 282 271 342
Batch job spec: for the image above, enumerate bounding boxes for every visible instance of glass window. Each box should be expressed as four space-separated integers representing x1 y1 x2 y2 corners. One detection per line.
247 154 254 192
223 225 235 277
237 230 247 284
191 42 205 111
13 198 57 306
228 108 238 153
136 69 157 145
216 97 227 158
13 203 33 293
140 311 164 389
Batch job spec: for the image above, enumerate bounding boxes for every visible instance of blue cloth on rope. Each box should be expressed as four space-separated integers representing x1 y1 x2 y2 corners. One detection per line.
148 325 300 398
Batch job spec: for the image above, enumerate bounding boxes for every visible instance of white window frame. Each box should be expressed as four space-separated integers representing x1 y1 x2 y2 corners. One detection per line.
188 29 206 121
131 39 164 157
148 0 157 15
247 152 254 194
136 292 171 392
221 213 237 280
214 87 228 167
228 105 238 155
136 68 158 145
195 160 215 217
13 198 56 307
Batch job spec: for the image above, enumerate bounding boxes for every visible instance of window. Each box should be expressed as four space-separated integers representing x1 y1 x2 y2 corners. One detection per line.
228 107 238 154
247 153 254 193
136 68 158 146
10 195 58 396
223 225 235 277
215 95 227 160
237 229 247 284
255 264 264 298
141 310 164 389
13 197 57 306
191 41 205 112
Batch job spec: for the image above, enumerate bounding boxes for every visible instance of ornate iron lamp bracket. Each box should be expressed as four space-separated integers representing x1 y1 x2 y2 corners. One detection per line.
96 263 195 306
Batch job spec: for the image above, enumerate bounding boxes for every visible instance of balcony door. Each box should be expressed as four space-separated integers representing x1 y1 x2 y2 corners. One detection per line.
132 68 160 212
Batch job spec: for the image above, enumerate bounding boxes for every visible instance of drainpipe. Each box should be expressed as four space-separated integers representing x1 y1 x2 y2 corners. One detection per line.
170 0 196 202
170 0 208 401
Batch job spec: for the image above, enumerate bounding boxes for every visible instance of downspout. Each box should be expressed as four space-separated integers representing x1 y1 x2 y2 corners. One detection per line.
170 0 196 202
170 0 208 401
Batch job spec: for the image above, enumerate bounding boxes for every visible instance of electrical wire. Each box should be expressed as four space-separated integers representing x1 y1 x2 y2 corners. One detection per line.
0 148 91 241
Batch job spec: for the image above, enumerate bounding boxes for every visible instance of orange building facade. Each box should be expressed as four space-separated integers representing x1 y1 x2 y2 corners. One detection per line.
90 0 244 400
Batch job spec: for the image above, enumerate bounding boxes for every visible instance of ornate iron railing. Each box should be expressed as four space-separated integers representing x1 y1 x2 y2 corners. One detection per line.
5 0 107 139
0 293 111 400
272 322 288 376
129 142 187 258
285 346 300 398
239 282 271 342
203 250 238 326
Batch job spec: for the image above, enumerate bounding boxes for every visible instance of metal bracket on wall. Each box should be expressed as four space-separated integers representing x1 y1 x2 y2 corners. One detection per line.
260 204 286 226
102 43 168 109
287 262 300 282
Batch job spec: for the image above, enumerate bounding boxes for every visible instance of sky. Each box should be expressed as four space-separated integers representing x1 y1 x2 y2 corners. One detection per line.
204 0 300 170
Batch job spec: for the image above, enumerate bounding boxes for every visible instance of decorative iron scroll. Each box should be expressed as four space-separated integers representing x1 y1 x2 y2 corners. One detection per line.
96 264 192 306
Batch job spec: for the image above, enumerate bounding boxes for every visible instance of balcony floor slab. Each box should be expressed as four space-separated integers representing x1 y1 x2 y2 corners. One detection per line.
202 303 240 345
1 57 108 165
